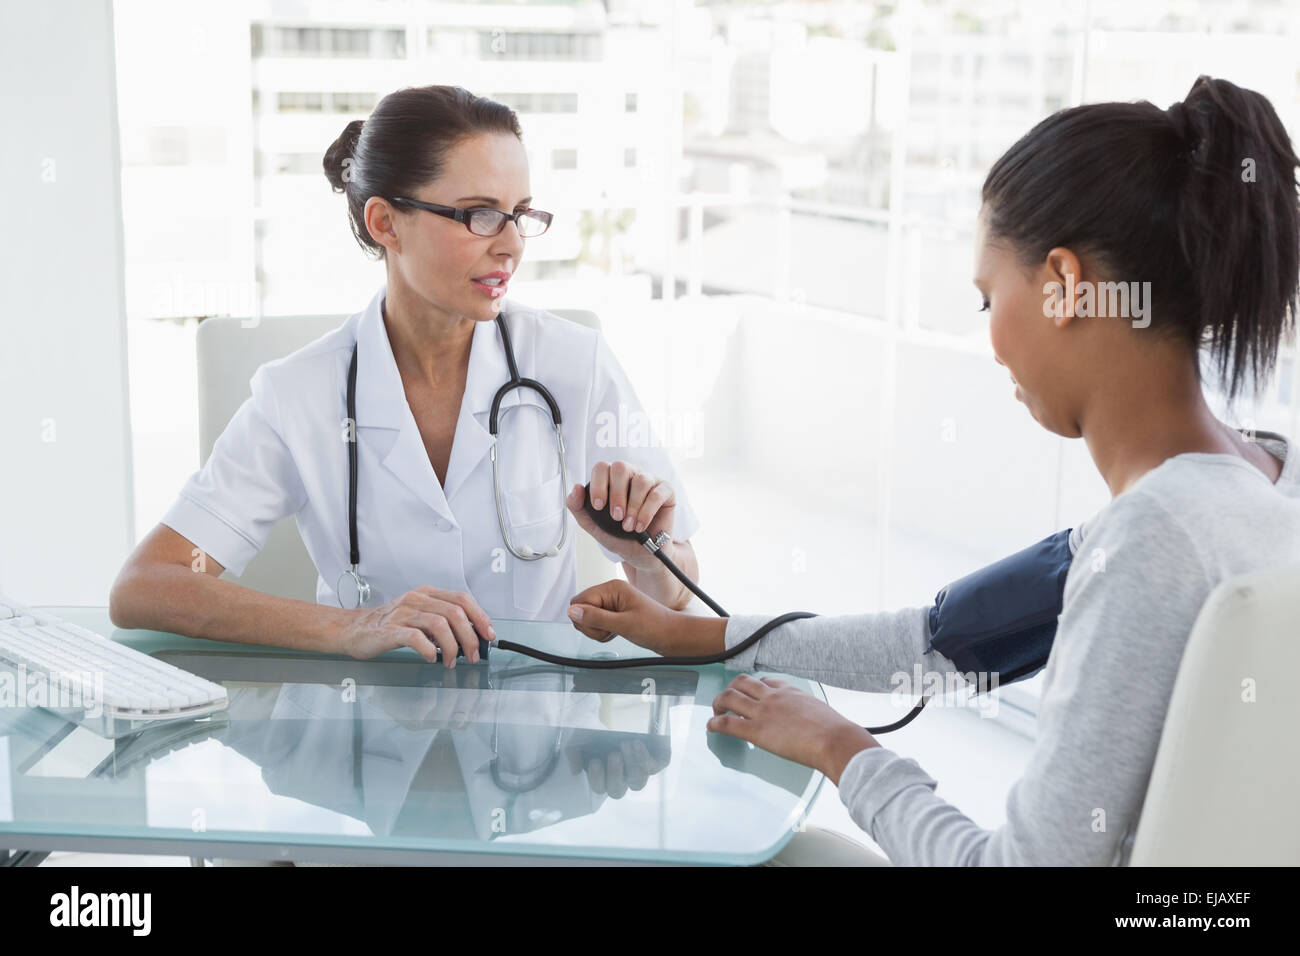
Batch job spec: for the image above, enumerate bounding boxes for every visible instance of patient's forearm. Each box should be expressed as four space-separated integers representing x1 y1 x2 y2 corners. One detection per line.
660 613 727 656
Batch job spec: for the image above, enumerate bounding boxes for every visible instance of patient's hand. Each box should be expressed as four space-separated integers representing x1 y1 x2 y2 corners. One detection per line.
566 579 675 652
709 674 880 784
568 579 726 658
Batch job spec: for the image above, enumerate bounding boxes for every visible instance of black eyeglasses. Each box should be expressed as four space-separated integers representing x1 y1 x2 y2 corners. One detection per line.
389 197 553 238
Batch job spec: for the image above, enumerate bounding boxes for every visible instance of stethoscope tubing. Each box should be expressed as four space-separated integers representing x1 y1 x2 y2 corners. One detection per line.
339 309 567 607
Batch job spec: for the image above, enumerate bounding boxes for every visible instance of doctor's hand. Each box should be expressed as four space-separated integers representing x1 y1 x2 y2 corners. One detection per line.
336 586 496 667
377 668 488 731
566 461 676 571
708 675 881 786
567 579 726 658
567 462 701 611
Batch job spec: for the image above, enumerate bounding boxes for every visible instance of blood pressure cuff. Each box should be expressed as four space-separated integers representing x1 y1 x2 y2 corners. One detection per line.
926 529 1074 687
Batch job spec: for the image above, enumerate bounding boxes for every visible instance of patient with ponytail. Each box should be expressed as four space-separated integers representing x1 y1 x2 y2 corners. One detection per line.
565 75 1300 865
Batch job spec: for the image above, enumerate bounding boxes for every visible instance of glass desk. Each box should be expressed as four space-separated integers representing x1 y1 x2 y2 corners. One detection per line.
0 609 824 865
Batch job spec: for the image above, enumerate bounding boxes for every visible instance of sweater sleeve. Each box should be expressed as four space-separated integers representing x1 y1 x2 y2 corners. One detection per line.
720 607 966 695
833 491 1214 865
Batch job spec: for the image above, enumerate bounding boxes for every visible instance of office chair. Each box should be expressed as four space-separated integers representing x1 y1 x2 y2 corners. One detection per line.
1129 561 1300 865
195 308 618 605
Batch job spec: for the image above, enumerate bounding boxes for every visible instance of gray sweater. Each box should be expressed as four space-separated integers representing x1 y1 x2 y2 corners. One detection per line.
722 430 1300 865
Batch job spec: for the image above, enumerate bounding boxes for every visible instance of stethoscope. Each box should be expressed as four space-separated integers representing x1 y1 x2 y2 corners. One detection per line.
487 663 567 796
337 309 569 609
485 664 670 803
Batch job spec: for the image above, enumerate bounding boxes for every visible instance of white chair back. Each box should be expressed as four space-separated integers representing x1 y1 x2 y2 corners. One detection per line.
1130 562 1300 864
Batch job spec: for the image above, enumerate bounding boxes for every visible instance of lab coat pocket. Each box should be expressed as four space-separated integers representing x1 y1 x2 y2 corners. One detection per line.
504 470 567 614
501 467 566 535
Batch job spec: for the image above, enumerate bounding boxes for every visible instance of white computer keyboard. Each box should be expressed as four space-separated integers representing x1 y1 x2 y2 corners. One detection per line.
0 594 228 738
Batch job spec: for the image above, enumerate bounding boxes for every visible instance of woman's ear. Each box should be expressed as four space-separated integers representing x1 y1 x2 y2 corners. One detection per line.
364 197 401 257
1043 246 1085 327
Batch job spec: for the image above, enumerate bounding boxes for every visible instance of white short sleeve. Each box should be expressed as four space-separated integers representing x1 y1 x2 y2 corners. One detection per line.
160 365 308 577
585 334 702 564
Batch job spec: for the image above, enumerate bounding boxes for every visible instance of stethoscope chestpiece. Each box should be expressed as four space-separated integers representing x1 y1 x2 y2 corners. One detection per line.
337 565 371 609
516 544 561 559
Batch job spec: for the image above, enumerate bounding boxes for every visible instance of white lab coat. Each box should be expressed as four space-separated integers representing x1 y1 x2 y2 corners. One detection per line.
161 285 701 620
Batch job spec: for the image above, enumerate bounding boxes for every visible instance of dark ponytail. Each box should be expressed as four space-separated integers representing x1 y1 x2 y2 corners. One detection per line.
322 85 523 260
323 119 364 191
982 75 1300 404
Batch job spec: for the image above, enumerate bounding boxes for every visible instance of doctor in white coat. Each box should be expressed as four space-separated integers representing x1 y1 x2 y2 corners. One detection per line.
109 85 703 665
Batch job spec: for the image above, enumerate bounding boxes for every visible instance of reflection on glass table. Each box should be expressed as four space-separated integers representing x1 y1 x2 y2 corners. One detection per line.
0 610 825 865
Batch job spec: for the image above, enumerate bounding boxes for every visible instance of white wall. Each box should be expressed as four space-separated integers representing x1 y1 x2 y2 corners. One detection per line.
0 0 134 604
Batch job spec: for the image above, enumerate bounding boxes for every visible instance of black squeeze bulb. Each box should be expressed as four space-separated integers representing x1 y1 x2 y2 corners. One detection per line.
583 483 651 543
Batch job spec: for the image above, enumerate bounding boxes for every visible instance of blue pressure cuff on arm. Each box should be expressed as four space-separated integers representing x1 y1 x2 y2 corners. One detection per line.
926 529 1074 686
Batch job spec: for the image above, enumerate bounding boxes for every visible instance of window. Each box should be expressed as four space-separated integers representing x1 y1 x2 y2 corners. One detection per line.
624 147 636 168
478 30 602 61
331 91 376 113
252 25 406 59
551 148 578 170
491 92 578 114
260 152 322 176
516 259 578 280
625 92 638 112
276 92 323 112
275 92 375 114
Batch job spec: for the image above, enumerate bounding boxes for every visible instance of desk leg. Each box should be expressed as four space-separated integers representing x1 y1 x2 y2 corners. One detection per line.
1 848 50 867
